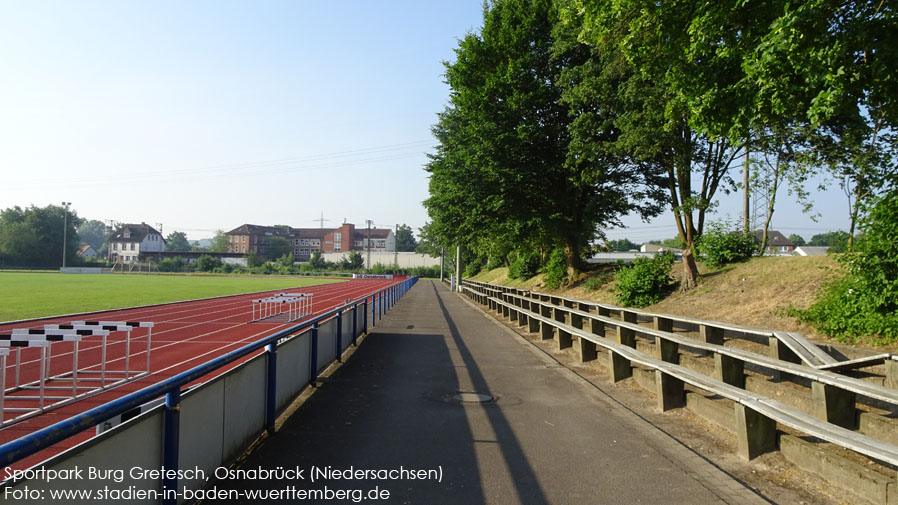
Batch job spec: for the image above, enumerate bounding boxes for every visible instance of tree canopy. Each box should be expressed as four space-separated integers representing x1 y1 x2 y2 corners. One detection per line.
395 224 417 252
165 231 191 252
0 204 81 268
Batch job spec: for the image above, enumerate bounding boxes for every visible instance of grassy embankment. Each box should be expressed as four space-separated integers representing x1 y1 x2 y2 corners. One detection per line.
471 255 895 349
0 272 346 322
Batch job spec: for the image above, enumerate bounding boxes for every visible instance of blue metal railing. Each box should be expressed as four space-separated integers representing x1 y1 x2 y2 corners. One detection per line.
0 276 418 502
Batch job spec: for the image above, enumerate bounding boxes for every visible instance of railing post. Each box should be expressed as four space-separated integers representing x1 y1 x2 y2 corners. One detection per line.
162 389 181 505
363 299 368 334
265 342 277 431
352 304 358 345
336 311 343 362
310 323 319 384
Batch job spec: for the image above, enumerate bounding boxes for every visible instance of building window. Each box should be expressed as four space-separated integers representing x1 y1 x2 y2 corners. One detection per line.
335 243 341 251
131 243 136 250
335 232 342 240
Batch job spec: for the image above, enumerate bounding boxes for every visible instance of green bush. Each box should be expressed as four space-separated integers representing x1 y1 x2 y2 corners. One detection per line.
195 254 221 272
542 248 567 289
793 192 898 344
464 260 482 277
508 250 541 280
614 252 675 307
697 221 756 268
583 271 613 292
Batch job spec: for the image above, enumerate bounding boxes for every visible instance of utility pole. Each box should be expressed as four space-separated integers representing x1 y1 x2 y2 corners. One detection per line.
743 139 751 233
394 223 399 267
314 211 330 229
366 220 373 270
61 202 71 268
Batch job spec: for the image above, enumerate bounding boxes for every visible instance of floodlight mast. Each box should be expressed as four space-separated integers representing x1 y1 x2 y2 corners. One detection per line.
61 202 71 268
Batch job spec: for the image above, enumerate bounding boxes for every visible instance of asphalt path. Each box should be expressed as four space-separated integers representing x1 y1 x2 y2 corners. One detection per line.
212 280 769 504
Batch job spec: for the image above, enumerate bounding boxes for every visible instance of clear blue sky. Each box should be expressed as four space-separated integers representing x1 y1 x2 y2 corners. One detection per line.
0 1 850 243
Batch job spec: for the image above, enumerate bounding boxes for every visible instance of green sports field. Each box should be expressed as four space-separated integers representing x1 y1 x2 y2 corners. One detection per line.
0 272 346 322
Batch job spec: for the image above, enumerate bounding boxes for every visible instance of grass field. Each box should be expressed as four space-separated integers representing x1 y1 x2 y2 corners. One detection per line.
0 272 347 322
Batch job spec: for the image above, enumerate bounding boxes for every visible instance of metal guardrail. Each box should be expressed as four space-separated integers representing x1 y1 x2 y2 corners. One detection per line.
0 276 418 504
461 280 898 468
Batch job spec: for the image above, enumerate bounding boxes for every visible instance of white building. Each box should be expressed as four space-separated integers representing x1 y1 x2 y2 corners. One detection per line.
108 223 165 264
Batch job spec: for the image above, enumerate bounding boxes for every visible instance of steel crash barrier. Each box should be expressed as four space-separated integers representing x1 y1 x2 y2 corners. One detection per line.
461 280 898 470
0 276 417 505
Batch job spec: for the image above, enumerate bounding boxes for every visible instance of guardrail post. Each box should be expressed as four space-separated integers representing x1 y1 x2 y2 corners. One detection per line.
714 354 745 388
502 296 511 319
811 382 857 429
162 389 181 505
655 370 684 411
265 343 277 431
570 311 582 331
310 323 319 384
734 404 776 460
528 309 540 334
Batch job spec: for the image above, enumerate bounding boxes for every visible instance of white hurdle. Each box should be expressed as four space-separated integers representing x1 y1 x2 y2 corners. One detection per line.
0 320 154 427
251 293 314 322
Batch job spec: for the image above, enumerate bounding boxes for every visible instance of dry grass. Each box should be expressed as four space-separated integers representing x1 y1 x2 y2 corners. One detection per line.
471 255 881 347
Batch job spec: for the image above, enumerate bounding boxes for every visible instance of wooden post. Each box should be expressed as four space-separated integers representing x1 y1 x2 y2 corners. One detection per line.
590 318 605 338
578 337 597 363
734 404 776 460
608 352 632 382
655 370 684 411
699 324 724 345
714 354 746 388
811 382 857 429
655 338 679 364
654 316 673 332
558 328 572 350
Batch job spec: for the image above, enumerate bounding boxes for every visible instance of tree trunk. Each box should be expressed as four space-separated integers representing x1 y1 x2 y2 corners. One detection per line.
563 241 582 283
681 246 699 291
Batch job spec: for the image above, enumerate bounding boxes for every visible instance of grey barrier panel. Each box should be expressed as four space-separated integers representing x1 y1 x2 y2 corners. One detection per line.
178 380 226 496
341 314 352 352
317 318 338 372
356 308 365 340
2 409 164 504
276 332 311 411
221 356 267 463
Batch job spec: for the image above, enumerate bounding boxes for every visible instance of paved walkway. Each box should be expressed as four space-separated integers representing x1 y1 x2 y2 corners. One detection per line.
213 280 769 504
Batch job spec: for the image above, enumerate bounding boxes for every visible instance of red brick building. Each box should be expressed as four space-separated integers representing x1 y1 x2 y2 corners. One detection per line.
226 223 395 261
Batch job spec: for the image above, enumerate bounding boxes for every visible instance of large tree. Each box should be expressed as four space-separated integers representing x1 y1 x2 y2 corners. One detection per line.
77 219 107 251
568 0 791 288
0 204 82 268
165 231 191 252
426 0 663 279
395 224 417 252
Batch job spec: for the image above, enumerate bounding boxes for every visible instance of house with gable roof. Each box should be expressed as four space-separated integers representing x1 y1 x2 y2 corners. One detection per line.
108 223 165 264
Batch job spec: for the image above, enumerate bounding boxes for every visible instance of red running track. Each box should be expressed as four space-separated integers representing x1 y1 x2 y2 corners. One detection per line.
0 277 401 470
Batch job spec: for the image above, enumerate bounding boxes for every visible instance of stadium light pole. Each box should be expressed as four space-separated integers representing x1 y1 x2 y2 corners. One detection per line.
61 202 71 269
